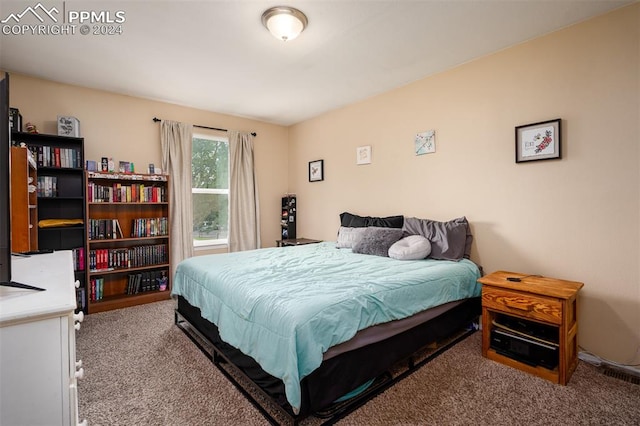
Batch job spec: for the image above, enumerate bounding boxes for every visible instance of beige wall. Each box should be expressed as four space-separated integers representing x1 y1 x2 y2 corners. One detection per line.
289 4 640 364
8 74 290 251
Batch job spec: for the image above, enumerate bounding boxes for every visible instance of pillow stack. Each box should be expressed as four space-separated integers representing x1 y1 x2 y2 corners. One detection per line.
336 211 472 262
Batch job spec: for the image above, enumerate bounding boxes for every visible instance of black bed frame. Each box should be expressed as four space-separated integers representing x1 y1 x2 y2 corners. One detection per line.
175 295 481 425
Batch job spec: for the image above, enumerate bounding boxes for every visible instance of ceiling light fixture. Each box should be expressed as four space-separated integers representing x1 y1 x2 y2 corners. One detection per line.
261 6 308 42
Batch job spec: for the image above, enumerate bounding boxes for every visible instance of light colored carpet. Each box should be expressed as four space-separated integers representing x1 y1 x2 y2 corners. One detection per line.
77 300 640 425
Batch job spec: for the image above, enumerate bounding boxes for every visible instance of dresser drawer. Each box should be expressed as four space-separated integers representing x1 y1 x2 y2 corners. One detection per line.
482 286 562 325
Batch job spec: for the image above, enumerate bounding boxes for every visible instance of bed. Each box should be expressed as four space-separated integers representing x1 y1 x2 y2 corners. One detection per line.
172 214 482 424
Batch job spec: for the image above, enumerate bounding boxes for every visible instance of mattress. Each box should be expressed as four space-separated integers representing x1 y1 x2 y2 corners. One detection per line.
171 242 481 413
323 299 465 360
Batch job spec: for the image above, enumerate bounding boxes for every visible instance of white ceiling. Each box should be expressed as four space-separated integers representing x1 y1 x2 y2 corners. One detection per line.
0 0 634 126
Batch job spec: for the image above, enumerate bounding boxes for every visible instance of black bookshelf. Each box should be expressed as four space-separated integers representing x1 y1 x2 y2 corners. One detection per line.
11 131 87 311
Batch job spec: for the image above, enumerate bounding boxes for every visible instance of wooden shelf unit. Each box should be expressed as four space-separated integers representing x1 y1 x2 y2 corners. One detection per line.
479 270 583 385
86 171 171 314
10 146 38 252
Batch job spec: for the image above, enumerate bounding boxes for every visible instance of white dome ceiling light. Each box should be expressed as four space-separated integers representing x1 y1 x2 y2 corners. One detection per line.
261 6 308 42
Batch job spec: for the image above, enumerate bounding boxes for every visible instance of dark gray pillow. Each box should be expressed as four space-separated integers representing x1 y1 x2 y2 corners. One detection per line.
340 212 404 228
402 217 470 261
352 227 404 257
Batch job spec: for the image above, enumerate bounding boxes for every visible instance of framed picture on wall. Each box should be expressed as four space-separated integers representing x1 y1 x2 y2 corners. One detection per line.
515 118 562 163
309 159 324 182
415 130 436 155
356 145 372 165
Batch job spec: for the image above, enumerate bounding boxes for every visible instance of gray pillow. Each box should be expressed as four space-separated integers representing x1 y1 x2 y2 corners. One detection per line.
402 216 469 261
352 227 404 257
336 226 367 248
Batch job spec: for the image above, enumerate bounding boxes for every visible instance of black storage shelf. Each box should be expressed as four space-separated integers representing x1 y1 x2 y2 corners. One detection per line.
12 131 87 312
281 195 296 240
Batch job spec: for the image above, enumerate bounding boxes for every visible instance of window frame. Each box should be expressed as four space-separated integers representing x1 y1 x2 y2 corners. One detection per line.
192 133 229 249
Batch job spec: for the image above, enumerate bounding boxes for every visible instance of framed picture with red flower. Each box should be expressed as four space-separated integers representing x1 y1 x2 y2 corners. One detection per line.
515 118 561 163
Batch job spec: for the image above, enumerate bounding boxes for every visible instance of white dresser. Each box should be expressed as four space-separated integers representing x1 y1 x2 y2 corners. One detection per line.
0 251 87 426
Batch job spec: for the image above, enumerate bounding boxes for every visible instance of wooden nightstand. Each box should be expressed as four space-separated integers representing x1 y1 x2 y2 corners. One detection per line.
478 271 583 385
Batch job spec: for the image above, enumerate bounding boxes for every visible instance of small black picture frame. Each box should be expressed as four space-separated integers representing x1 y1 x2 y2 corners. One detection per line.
515 118 562 163
308 159 324 182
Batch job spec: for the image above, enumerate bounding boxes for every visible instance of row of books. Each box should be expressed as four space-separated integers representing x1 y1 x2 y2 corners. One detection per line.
126 270 169 295
28 145 82 169
90 277 105 301
89 244 168 272
76 287 86 310
72 247 85 271
37 176 58 197
88 217 169 240
87 171 168 181
88 218 124 240
88 269 169 302
131 217 169 238
87 182 167 203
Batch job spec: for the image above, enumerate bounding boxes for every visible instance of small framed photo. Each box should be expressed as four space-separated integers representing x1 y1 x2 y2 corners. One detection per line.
515 118 561 163
308 159 324 182
356 145 372 165
415 130 436 155
57 116 81 137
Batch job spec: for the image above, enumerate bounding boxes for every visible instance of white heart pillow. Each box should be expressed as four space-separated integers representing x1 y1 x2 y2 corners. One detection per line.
388 235 432 260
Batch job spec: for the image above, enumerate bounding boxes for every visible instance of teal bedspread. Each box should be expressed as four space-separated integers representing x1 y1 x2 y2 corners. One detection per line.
171 242 481 413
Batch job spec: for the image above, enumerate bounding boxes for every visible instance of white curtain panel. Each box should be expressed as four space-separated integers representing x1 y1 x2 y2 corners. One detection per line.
228 130 261 252
160 120 194 278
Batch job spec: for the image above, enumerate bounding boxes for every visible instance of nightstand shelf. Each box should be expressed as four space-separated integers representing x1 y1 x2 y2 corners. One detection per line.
479 271 583 385
276 238 322 247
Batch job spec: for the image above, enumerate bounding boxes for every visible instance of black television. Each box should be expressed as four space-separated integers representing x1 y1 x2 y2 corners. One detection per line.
0 72 12 285
0 72 44 291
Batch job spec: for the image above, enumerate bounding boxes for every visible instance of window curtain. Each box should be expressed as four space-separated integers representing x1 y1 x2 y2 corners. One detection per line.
228 130 261 252
160 120 194 278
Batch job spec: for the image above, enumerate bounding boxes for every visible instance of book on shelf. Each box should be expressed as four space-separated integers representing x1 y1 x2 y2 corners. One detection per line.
130 217 168 238
37 176 58 197
90 277 104 301
72 247 85 271
89 244 167 272
88 218 123 240
126 269 168 295
76 287 86 310
29 145 82 169
114 219 124 239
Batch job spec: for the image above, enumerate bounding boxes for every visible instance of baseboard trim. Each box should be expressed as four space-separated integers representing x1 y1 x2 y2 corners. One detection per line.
579 351 640 382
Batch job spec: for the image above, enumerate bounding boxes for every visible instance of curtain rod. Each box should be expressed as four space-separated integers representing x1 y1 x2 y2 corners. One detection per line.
152 117 256 137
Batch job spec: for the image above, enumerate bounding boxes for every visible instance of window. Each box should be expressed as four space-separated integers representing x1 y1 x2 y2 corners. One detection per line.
192 134 229 248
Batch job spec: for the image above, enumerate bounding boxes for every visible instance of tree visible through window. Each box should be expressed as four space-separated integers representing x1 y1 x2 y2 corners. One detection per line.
192 135 229 247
